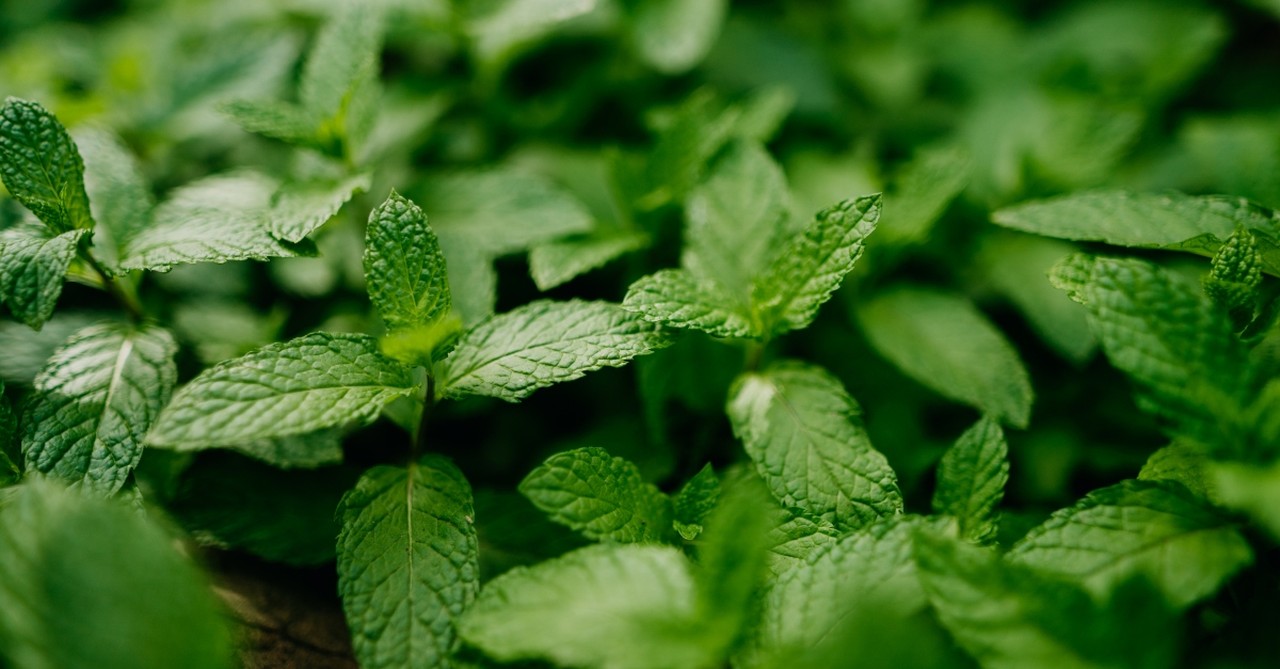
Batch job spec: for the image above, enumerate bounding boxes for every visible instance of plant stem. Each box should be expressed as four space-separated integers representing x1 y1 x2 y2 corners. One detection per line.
80 250 144 322
412 373 436 460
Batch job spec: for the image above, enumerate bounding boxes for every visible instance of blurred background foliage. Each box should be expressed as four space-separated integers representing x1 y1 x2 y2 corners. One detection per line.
2 0 1279 586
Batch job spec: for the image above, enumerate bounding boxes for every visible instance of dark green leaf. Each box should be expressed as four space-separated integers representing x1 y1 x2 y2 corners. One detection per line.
519 447 671 543
0 98 94 234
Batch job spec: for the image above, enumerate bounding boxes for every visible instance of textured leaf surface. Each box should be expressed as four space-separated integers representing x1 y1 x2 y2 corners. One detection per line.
337 456 478 669
148 332 416 447
857 287 1034 427
364 191 451 332
1139 441 1214 503
932 415 1009 542
458 543 715 669
0 226 85 329
439 300 671 401
753 194 879 336
631 0 727 74
529 228 648 291
269 173 370 242
766 515 839 574
117 173 310 272
519 447 671 543
994 191 1280 274
623 269 757 338
75 128 153 266
21 322 177 495
0 98 94 234
0 479 234 669
673 463 719 540
1006 480 1251 608
1050 254 1252 448
727 361 902 530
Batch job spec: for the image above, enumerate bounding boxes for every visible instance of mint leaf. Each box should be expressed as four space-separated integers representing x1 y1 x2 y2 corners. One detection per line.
932 415 1009 543
364 191 451 333
0 225 86 330
630 0 727 74
683 140 789 297
622 269 757 338
673 463 719 540
300 6 385 155
752 194 880 336
994 191 1280 275
75 128 153 268
529 228 648 291
767 515 840 573
458 543 716 669
221 99 320 150
0 312 103 384
641 89 741 208
0 478 234 669
0 98 94 234
1139 441 1214 503
857 287 1034 427
1 381 18 483
1203 227 1263 329
693 472 772 655
881 144 970 247
337 455 478 669
223 429 346 470
518 447 671 543
1210 459 1280 542
269 173 371 243
727 361 902 530
1049 254 1252 451
148 332 416 448
438 300 671 402
1006 480 1251 609
21 322 177 495
914 529 1177 669
438 235 496 326
117 172 313 272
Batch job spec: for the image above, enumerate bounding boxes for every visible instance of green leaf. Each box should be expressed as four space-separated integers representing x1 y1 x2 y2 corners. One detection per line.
994 191 1280 275
269 173 371 243
438 235 496 326
223 429 347 470
1209 459 1280 542
673 463 719 540
623 269 757 338
1138 441 1214 503
21 322 177 495
766 514 839 574
1 381 18 483
0 98 95 234
1203 227 1263 329
881 144 970 247
529 228 649 291
1049 254 1252 452
932 415 1009 543
683 140 790 299
1006 480 1252 609
300 7 385 129
630 0 727 74
117 172 313 272
170 452 357 565
336 455 479 669
147 332 417 448
458 543 717 669
519 447 671 543
220 99 321 149
439 300 671 402
0 478 235 669
0 312 103 384
753 516 930 663
364 191 451 333
641 89 743 208
856 287 1034 427
693 471 772 655
727 361 902 530
753 194 880 336
0 225 85 330
914 529 1178 669
74 128 153 268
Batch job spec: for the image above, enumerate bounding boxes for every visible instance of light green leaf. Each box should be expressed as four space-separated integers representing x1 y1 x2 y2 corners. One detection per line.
117 172 313 272
529 228 649 291
623 269 757 338
171 452 357 565
1139 441 1214 503
914 529 1177 669
856 287 1034 427
727 361 902 530
364 191 451 332
683 140 790 298
300 7 385 122
439 300 671 402
519 447 671 543
673 463 719 540
420 169 595 256
220 99 321 149
0 225 85 330
74 128 153 268
148 332 417 448
753 516 929 663
932 415 1009 543
269 173 371 242
458 543 717 669
0 478 235 669
1006 480 1251 609
1204 227 1263 328
766 515 839 574
21 322 176 495
753 194 880 336
694 472 772 655
337 455 478 669
0 98 94 234
994 191 1280 275
642 89 742 208
1049 254 1252 450
881 144 970 247
438 235 496 327
630 0 727 74
1210 459 1280 542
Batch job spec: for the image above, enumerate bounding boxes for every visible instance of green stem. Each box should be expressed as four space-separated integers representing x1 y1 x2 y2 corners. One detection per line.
744 340 766 373
81 250 144 323
412 373 436 460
